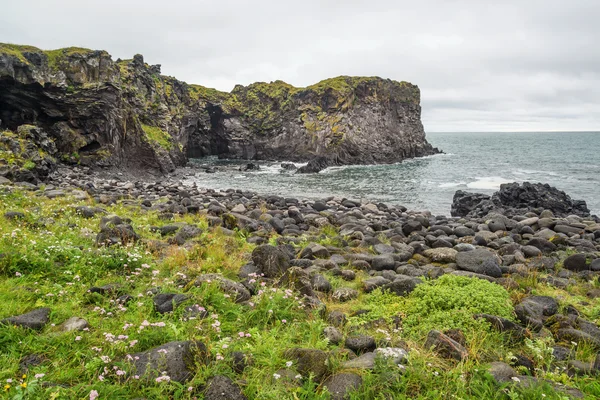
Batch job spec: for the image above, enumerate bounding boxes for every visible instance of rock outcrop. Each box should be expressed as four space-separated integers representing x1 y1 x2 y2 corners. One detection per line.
452 182 592 219
0 43 440 176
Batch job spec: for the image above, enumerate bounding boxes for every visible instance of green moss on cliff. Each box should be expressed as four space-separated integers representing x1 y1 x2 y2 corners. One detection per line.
44 47 95 70
141 124 172 150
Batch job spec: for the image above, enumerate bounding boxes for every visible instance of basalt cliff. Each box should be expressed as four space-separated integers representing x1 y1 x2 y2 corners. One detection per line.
0 43 440 179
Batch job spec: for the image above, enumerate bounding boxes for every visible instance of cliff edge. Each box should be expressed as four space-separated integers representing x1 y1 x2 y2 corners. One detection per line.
0 43 440 176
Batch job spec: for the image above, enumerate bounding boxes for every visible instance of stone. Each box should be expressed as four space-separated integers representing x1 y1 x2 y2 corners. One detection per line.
323 326 343 345
311 274 332 293
455 248 502 278
19 354 46 372
345 335 376 353
195 274 251 303
473 314 526 340
514 296 559 331
521 245 542 258
251 245 291 278
375 347 409 364
96 216 138 246
526 238 557 253
4 211 25 220
488 361 517 383
451 191 491 217
424 330 468 361
284 348 329 381
59 317 89 332
382 276 421 296
374 243 395 254
327 311 347 327
342 352 377 369
371 254 396 271
130 340 206 382
153 293 190 313
1 307 50 330
423 248 458 263
563 253 589 272
231 204 246 213
363 276 391 292
332 288 359 302
204 375 248 400
322 373 363 400
171 224 202 245
278 267 314 297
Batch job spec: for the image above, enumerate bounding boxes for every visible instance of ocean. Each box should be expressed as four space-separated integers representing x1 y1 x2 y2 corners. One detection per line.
186 131 600 216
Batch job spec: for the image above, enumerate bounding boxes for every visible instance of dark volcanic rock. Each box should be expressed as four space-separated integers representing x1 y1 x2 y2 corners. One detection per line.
1 308 50 330
130 340 206 382
323 373 363 400
297 156 329 174
455 248 502 278
452 182 590 218
424 330 468 361
563 254 589 272
251 245 291 278
451 191 491 217
284 348 330 381
153 293 190 314
204 375 248 400
514 296 559 331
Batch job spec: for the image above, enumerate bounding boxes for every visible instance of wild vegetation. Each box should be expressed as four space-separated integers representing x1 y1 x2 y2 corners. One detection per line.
0 180 598 399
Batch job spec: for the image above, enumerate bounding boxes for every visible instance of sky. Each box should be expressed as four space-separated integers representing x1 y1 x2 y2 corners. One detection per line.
1 0 599 132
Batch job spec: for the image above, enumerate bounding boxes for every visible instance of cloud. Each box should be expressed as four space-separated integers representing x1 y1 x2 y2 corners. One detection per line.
1 0 599 131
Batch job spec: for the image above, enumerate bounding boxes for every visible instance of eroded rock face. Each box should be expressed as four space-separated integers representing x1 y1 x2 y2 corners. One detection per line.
0 44 440 176
452 182 591 219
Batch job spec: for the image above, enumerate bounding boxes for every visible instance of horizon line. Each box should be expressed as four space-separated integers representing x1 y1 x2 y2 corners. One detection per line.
427 130 600 134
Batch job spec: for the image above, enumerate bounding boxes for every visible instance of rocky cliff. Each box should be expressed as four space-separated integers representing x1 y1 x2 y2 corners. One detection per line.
0 43 440 177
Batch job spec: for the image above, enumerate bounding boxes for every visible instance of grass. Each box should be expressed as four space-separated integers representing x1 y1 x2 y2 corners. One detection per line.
0 188 599 399
141 124 173 150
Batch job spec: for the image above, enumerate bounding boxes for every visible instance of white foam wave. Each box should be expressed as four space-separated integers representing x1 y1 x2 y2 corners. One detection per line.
439 181 466 188
467 177 514 190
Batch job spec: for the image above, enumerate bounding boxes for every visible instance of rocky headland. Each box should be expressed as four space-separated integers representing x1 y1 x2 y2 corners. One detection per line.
0 43 440 179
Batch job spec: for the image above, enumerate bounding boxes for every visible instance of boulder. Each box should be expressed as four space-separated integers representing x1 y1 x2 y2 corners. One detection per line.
195 274 251 303
455 248 502 278
251 245 291 278
424 330 468 361
284 348 329 381
1 308 50 330
514 296 558 331
204 375 248 400
322 373 363 400
130 340 206 382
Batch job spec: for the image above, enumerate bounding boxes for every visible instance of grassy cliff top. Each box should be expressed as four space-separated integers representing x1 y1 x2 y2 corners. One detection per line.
0 43 107 69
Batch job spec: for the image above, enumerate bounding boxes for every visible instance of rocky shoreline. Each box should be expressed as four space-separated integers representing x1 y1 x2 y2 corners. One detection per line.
1 165 599 398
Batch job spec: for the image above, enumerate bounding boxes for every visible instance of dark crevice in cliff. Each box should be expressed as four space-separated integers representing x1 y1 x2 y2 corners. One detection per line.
79 140 101 153
186 104 231 159
0 78 53 130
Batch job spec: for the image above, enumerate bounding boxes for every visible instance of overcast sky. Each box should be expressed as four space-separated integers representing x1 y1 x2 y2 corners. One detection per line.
2 0 599 132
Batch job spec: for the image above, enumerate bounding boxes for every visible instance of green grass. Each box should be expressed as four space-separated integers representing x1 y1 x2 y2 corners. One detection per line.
0 188 599 399
141 124 173 150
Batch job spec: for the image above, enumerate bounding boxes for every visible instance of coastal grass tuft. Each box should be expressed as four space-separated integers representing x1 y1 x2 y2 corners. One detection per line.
141 124 173 150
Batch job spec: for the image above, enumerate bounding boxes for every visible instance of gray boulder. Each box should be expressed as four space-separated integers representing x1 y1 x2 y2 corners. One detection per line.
455 248 502 278
130 340 206 382
1 308 50 330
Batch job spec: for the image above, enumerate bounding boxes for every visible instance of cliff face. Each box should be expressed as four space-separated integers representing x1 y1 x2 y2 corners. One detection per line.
0 43 440 176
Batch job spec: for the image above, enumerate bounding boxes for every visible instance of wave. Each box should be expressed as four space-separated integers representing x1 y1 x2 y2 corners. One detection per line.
439 181 466 188
466 177 514 190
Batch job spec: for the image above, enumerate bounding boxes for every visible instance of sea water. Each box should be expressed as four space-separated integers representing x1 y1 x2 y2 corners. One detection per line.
186 131 600 216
